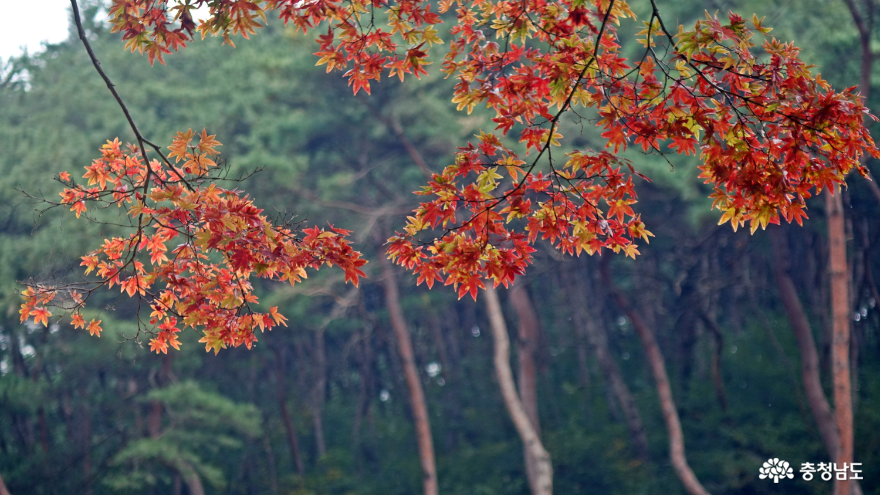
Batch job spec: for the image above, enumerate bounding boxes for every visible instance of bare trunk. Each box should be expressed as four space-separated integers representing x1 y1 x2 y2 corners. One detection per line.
509 282 543 492
601 258 710 495
37 409 49 455
770 229 840 461
564 266 650 462
573 320 592 394
827 190 854 495
509 283 542 434
427 313 452 379
313 329 328 458
80 386 92 495
699 315 728 413
0 473 11 495
177 460 206 495
32 335 49 456
354 296 380 461
273 349 305 477
147 401 163 439
263 436 279 495
484 286 553 495
379 256 438 495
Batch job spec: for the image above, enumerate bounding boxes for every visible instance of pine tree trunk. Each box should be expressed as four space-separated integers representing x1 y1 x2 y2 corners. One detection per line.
0 473 11 495
80 386 92 495
564 266 650 462
379 256 439 495
177 460 206 495
698 315 728 413
273 348 305 477
484 285 553 495
508 282 543 493
770 229 840 460
263 436 279 495
601 258 709 495
352 320 375 463
827 190 854 495
313 328 328 459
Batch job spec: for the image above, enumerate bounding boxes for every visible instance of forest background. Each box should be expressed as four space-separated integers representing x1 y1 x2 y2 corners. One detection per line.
1 0 880 494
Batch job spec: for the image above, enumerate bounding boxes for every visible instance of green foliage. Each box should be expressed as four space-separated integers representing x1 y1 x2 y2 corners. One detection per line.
1 2 880 494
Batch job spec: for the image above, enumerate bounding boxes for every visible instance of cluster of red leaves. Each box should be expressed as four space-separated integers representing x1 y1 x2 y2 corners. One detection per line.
22 130 366 353
387 134 651 299
109 0 443 93
386 2 878 297
104 0 880 304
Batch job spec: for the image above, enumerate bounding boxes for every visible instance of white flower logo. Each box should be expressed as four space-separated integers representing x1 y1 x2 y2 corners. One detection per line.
759 458 794 483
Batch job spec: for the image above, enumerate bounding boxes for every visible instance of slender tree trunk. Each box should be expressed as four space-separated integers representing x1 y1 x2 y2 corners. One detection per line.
352 321 374 464
313 329 328 459
0 473 10 495
427 313 452 380
601 258 710 495
564 266 650 462
509 282 543 492
827 190 854 495
77 385 92 495
699 315 728 413
173 475 183 495
841 16 873 494
379 255 439 495
32 333 49 456
572 318 592 394
770 229 840 460
273 348 305 477
426 312 464 451
177 460 206 495
509 283 542 434
484 286 553 495
263 436 279 495
37 409 48 455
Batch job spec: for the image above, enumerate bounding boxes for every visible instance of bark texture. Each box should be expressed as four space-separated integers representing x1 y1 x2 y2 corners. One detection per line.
0 474 10 495
827 190 854 495
379 255 438 495
509 282 543 493
601 259 710 495
563 265 650 461
770 229 840 461
485 285 553 495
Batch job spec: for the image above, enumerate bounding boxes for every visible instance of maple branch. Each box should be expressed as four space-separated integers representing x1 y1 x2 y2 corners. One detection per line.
69 0 196 193
649 0 843 140
446 0 618 236
70 0 145 153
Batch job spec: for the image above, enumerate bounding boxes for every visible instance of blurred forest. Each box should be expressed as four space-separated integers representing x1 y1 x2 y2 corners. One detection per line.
1 0 880 494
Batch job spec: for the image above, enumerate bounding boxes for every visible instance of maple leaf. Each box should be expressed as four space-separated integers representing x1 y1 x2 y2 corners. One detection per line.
150 338 169 354
19 304 33 324
601 125 627 154
87 319 103 337
269 307 288 327
70 201 86 218
30 307 51 327
71 314 86 329
52 0 880 343
457 276 485 301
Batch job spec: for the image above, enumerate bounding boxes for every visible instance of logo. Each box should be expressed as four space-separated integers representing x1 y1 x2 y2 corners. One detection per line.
759 458 794 483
